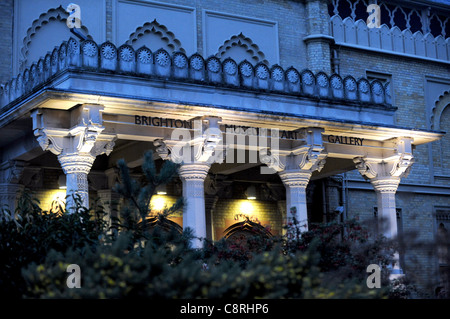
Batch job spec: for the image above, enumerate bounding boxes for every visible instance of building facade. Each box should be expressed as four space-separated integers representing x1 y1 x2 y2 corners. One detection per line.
0 0 449 296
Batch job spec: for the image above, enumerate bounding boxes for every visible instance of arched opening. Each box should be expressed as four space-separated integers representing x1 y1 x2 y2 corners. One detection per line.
223 217 273 241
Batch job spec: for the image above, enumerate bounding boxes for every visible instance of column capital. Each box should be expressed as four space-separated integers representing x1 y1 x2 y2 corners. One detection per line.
280 127 327 173
278 170 312 188
178 162 211 181
370 177 401 193
154 116 222 164
58 153 96 175
353 137 415 182
31 105 116 158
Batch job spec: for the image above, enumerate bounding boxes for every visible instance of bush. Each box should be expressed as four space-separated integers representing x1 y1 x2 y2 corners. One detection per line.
1 151 408 299
0 192 108 298
21 231 386 299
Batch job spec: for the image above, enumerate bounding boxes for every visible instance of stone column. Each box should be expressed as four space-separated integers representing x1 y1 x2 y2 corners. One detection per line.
371 177 401 239
58 153 95 210
354 137 414 239
97 168 121 228
31 104 117 213
275 128 327 233
278 170 311 232
0 160 26 215
178 163 210 248
154 116 222 248
353 137 414 278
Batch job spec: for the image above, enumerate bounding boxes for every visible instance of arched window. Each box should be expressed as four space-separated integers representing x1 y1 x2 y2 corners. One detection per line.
435 209 450 299
431 91 450 175
127 20 184 54
216 33 268 65
437 223 449 265
21 6 91 71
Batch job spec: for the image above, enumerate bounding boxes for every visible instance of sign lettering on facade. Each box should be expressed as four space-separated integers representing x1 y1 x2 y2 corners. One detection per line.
327 135 364 146
135 115 193 129
134 115 300 140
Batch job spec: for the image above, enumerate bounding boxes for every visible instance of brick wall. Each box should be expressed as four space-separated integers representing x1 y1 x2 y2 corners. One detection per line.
338 47 450 185
212 198 282 240
0 0 13 82
346 188 448 292
106 0 308 71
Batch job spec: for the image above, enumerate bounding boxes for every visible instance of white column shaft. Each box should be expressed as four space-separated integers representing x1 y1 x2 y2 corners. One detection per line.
376 190 398 239
179 163 210 248
59 154 95 213
371 178 400 239
279 170 311 232
66 172 89 211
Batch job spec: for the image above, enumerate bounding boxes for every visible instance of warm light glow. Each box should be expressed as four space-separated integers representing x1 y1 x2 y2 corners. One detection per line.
151 195 167 211
46 189 66 215
247 196 256 200
156 191 167 195
239 200 255 214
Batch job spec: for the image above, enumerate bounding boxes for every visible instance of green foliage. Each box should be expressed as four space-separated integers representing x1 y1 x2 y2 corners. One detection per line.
112 150 182 243
21 231 385 299
0 192 108 298
284 213 394 286
1 150 408 299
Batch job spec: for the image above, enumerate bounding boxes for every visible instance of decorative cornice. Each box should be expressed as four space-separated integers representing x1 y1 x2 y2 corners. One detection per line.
303 34 335 44
1 37 394 111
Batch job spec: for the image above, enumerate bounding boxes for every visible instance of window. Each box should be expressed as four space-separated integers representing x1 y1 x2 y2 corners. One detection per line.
435 207 450 298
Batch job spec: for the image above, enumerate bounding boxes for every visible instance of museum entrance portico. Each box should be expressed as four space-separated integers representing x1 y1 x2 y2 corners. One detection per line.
4 100 437 248
0 38 443 251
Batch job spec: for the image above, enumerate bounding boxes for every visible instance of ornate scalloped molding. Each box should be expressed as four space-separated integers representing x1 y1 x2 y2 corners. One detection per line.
216 33 268 65
126 19 185 53
20 6 92 71
1 37 393 110
431 90 450 130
